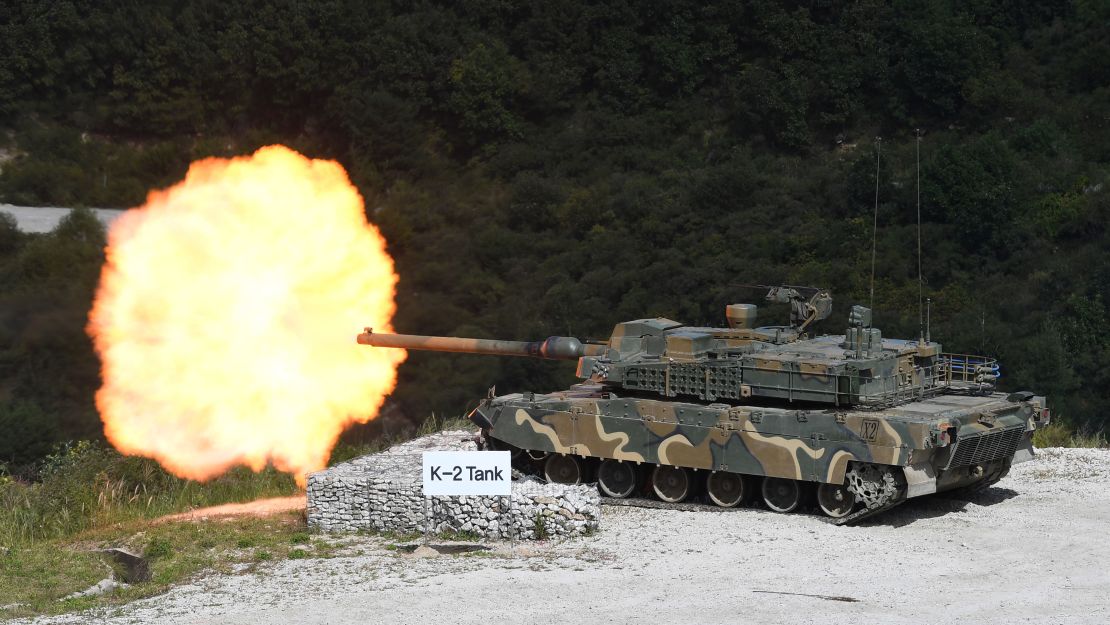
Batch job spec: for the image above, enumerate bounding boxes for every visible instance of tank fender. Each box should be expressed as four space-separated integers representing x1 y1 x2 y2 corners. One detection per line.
823 450 854 485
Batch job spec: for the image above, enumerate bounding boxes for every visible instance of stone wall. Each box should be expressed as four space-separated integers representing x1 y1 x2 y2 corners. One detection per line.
306 430 600 539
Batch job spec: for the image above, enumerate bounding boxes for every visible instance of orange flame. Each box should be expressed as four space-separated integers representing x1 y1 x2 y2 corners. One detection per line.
88 145 406 485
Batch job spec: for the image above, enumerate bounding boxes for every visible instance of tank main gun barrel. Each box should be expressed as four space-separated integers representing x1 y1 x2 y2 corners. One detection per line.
357 329 606 360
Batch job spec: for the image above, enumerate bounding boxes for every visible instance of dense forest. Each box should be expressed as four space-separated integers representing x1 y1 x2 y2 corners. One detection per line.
1 0 1108 469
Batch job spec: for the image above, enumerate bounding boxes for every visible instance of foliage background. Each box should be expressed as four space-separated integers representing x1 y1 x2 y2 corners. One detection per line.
2 0 1108 469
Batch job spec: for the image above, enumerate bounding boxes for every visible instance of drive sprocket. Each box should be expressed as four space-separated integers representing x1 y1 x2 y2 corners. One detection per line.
845 463 902 509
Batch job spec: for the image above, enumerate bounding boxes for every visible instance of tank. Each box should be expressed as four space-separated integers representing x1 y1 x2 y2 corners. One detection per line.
358 286 1049 524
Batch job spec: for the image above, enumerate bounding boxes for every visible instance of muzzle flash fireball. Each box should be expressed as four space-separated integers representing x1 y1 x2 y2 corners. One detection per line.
88 145 406 486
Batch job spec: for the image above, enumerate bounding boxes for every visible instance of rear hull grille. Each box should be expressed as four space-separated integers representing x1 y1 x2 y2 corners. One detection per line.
946 426 1025 469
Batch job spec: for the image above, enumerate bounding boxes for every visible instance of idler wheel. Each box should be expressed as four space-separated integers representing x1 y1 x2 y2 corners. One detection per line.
706 471 747 508
761 478 802 513
816 483 856 518
544 454 583 485
597 460 637 498
651 465 691 503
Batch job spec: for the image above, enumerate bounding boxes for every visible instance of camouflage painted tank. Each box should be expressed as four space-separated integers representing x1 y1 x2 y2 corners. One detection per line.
359 287 1049 524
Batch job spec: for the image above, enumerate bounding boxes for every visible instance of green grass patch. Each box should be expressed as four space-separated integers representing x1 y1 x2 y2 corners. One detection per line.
0 542 107 617
1033 421 1108 448
144 536 173 559
0 511 324 620
1 441 299 546
0 441 309 620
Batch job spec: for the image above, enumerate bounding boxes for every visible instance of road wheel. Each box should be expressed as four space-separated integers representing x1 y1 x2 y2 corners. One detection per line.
597 460 637 498
706 471 747 508
652 465 691 503
761 478 802 513
816 483 856 518
544 454 583 485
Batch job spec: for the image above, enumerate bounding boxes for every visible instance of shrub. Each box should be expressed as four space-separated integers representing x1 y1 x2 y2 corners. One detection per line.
532 514 548 540
1033 421 1108 449
144 537 172 559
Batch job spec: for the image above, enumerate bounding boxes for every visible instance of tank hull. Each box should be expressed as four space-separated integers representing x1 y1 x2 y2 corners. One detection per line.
471 389 1045 521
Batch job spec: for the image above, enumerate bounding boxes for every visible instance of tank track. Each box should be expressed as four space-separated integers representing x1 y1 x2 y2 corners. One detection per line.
598 493 905 527
829 498 906 526
601 496 740 514
834 462 908 525
491 432 910 525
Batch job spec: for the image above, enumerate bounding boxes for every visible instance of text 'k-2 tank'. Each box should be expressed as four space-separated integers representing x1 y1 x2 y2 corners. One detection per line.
359 286 1049 524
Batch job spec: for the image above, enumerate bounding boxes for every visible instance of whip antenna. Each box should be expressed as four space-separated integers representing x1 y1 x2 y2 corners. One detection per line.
916 129 924 345
869 137 881 318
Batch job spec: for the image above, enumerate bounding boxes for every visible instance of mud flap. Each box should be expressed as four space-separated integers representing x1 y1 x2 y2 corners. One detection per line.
1011 439 1036 465
903 462 937 499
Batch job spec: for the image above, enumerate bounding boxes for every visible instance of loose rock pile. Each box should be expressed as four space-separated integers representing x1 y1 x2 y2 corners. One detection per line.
306 430 600 539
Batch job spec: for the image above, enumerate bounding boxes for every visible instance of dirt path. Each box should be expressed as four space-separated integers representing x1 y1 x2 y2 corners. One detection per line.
21 448 1110 625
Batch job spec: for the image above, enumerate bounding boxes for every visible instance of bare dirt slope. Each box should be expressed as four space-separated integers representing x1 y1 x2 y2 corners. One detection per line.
24 448 1110 625
154 497 305 523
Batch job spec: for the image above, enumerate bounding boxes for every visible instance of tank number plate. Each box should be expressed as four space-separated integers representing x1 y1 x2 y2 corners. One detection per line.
862 419 880 442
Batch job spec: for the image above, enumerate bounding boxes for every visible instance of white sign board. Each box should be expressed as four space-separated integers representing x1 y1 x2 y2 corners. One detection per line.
422 451 512 496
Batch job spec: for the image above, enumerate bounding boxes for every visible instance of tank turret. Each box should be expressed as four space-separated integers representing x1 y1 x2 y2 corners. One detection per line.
360 287 987 409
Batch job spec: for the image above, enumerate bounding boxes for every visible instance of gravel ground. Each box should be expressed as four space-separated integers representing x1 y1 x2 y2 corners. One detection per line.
1 204 124 233
19 447 1110 625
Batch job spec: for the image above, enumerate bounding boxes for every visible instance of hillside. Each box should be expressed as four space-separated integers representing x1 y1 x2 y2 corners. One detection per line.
1 1 1108 465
